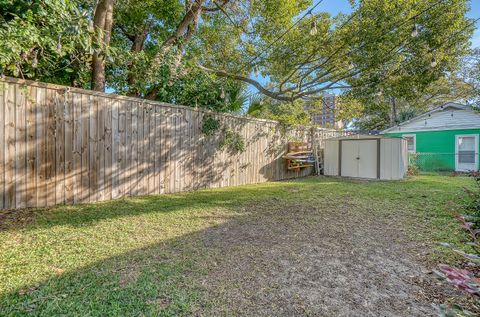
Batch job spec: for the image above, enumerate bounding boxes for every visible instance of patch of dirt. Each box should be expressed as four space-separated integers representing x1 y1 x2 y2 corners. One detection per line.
193 198 451 316
146 296 170 309
0 209 39 231
117 264 142 288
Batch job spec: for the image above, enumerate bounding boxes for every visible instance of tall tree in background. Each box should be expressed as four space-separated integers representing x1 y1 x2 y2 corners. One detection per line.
200 0 474 101
336 47 480 131
459 47 480 106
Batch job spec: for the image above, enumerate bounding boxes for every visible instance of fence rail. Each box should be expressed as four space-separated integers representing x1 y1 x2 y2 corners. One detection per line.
0 77 343 210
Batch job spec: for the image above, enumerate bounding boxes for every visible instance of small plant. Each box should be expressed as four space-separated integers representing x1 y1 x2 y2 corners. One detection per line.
201 115 221 136
434 175 480 317
464 172 480 218
434 265 480 297
434 237 480 316
408 153 420 176
407 164 419 176
219 128 245 154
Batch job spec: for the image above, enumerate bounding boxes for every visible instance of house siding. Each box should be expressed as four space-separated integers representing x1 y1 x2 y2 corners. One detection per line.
383 106 480 134
385 129 480 172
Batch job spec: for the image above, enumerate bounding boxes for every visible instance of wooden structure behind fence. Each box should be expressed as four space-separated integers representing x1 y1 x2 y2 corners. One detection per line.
0 77 344 210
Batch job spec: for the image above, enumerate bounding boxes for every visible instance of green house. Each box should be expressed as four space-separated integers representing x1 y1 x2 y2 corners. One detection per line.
382 103 480 172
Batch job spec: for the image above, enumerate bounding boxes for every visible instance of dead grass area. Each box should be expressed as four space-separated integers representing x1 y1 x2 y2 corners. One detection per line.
196 199 442 316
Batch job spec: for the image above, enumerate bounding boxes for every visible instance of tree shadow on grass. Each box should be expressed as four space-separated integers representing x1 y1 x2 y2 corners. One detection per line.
0 193 307 316
0 180 307 233
0 175 462 233
0 179 325 316
1 230 211 316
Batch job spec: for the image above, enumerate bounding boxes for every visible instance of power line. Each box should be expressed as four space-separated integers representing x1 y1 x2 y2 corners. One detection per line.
278 11 360 90
239 0 326 73
305 15 480 100
289 0 446 90
275 0 452 98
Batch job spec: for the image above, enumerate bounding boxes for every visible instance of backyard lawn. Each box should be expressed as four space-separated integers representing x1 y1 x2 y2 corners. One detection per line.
0 175 473 316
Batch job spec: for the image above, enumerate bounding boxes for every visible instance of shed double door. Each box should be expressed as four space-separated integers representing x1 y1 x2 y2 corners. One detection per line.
341 140 378 179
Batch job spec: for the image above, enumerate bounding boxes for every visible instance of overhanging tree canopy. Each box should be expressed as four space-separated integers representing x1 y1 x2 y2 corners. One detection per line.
0 0 476 107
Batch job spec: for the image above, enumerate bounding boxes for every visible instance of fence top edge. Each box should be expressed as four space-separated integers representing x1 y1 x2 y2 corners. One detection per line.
0 76 340 133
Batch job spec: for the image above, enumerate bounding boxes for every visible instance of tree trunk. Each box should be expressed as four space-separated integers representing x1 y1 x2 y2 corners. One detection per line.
91 0 115 92
148 0 203 77
143 1 204 100
145 87 159 100
390 96 398 125
127 29 149 97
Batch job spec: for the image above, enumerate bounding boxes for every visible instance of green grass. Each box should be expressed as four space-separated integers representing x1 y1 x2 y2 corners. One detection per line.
0 175 473 316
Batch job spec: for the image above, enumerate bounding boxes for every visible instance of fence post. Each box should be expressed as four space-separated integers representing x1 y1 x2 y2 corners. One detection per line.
310 126 320 176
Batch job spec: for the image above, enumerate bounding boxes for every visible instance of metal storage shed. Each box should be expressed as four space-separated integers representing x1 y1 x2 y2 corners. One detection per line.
324 135 408 180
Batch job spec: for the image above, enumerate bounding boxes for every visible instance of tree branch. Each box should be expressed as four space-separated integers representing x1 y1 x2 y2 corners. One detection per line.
198 64 295 101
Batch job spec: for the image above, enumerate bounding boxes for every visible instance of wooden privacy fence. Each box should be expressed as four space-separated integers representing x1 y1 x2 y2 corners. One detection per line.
0 77 344 210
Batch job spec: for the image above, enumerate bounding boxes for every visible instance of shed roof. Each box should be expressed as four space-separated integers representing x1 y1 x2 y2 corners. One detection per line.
328 134 403 140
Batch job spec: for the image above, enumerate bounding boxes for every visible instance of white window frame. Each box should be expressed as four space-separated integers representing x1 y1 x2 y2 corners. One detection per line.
455 134 479 172
403 134 416 153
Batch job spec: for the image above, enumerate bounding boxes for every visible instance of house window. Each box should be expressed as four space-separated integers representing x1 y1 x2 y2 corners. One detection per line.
455 134 479 172
403 134 416 153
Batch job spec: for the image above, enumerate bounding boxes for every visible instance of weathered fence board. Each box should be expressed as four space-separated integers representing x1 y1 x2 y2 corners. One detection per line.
26 85 37 207
0 77 345 210
5 83 16 208
0 83 5 209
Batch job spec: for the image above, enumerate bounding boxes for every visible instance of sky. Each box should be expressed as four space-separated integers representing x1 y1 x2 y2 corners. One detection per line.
319 0 480 47
247 0 480 96
469 0 480 47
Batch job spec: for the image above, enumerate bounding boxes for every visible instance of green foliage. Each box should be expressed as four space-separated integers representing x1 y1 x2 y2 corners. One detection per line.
340 74 478 131
201 115 221 136
107 0 183 92
464 172 480 219
0 0 94 86
246 97 266 118
246 96 311 127
155 70 246 112
1 0 475 125
432 173 480 316
398 107 422 123
407 165 420 177
219 128 245 154
201 114 246 154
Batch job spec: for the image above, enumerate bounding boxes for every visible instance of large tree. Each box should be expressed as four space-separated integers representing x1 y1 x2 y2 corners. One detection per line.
0 0 475 115
201 0 474 102
0 0 94 86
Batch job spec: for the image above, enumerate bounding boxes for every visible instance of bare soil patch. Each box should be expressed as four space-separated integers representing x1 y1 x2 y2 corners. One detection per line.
192 195 452 316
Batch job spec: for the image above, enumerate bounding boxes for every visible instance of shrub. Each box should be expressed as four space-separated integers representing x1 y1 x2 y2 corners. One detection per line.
219 128 245 154
464 172 480 218
201 115 221 136
407 164 419 176
408 153 420 176
434 173 480 316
